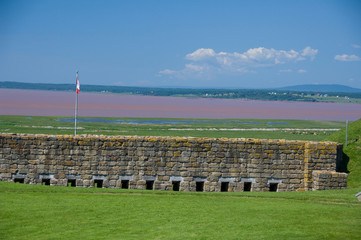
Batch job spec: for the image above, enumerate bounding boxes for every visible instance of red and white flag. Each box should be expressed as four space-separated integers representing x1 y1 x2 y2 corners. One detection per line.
76 74 80 94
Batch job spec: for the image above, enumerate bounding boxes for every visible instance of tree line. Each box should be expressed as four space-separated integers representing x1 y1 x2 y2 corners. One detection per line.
1 81 360 102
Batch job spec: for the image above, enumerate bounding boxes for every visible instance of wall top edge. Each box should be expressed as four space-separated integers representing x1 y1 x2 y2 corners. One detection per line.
0 132 341 146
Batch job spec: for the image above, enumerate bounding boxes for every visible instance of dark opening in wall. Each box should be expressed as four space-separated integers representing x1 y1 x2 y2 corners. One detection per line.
221 182 229 192
42 179 50 186
244 182 252 192
172 181 180 191
14 178 24 183
68 179 76 187
269 183 278 192
196 182 204 192
94 179 103 188
121 180 129 189
146 180 154 190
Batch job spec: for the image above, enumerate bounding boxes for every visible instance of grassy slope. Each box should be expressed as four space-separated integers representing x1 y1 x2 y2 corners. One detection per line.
327 119 361 188
0 182 360 240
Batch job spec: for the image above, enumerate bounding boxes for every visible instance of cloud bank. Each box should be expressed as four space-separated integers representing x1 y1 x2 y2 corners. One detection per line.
334 54 361 62
160 47 318 79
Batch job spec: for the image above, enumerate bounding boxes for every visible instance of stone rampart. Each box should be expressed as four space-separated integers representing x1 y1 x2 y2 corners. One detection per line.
0 133 347 192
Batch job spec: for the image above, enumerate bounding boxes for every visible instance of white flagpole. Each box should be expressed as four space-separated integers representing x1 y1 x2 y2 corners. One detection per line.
345 120 348 146
75 70 79 136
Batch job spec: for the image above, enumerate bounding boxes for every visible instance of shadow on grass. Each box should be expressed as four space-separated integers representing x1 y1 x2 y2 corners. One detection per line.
337 145 350 173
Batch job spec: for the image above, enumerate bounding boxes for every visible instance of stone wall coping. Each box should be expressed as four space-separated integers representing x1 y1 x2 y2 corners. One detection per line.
0 133 341 146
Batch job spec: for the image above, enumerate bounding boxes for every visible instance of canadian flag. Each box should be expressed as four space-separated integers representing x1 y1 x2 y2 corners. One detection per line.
76 73 80 94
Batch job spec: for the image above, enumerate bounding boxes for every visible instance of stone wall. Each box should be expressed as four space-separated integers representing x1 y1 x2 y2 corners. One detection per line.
0 133 347 192
312 171 348 190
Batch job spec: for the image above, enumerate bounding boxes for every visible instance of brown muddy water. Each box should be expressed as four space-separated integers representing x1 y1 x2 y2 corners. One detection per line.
0 89 360 121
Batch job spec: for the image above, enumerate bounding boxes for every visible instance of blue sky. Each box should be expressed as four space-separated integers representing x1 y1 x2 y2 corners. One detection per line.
1 0 361 89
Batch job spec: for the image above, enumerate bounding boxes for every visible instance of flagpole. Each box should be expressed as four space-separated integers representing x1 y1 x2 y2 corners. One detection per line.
75 70 79 136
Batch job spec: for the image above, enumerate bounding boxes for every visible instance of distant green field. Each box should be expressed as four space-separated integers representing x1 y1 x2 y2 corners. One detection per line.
0 182 360 240
0 115 345 141
305 95 361 104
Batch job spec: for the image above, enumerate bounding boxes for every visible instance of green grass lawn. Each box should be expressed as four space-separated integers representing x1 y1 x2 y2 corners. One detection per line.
0 115 345 141
1 116 360 239
1 182 360 240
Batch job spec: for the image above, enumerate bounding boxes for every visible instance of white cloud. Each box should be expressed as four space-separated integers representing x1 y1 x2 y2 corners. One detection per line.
186 48 216 61
159 69 176 75
352 44 361 49
334 54 361 61
160 46 318 79
234 47 301 64
184 63 206 72
298 69 307 73
300 46 318 60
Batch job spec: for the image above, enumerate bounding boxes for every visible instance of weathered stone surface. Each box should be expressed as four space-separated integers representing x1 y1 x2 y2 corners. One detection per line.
0 133 346 192
312 170 347 190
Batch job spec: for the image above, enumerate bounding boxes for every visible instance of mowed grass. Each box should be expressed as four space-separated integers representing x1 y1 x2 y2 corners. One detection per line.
1 116 360 239
0 115 345 141
1 182 360 240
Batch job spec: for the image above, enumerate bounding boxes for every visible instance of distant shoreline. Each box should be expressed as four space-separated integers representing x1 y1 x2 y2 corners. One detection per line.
1 89 360 121
1 81 361 104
